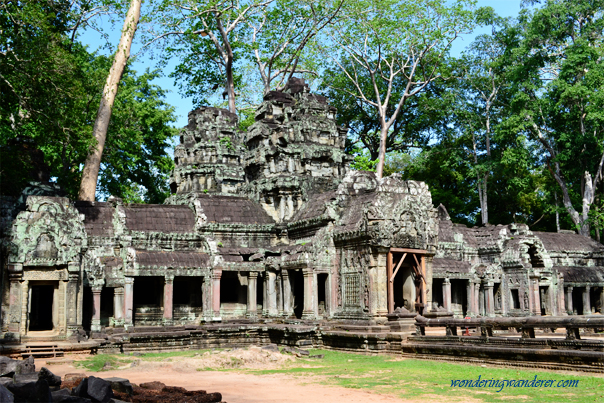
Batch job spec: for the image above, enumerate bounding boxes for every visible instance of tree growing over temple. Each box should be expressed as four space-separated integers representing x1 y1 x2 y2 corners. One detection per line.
318 0 475 179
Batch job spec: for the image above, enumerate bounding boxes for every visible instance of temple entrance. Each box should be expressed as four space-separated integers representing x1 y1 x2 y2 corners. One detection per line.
28 282 56 331
387 248 426 314
293 270 304 319
317 273 328 317
539 286 550 315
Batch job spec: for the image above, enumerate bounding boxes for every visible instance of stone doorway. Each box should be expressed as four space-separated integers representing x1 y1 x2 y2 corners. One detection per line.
28 282 57 332
293 270 304 319
317 273 328 317
387 248 426 314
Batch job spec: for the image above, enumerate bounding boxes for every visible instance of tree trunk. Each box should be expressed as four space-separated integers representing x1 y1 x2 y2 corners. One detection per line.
375 124 388 179
481 174 488 225
78 0 141 201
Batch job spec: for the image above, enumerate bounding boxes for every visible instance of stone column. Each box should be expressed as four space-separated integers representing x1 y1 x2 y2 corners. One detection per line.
212 269 222 320
91 286 102 332
113 287 124 325
7 274 22 333
466 280 474 316
277 272 284 316
583 286 591 315
566 286 573 314
267 271 278 316
531 277 541 315
124 277 134 326
475 283 482 316
376 250 389 316
262 274 269 317
443 278 451 312
163 275 174 324
202 276 212 320
302 269 315 319
282 270 292 317
485 282 494 317
66 269 79 331
600 287 604 314
247 272 258 318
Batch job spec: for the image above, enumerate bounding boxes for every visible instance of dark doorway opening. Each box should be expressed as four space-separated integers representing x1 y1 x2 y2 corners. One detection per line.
100 288 114 327
83 287 92 332
432 278 444 309
510 289 520 310
174 277 203 307
539 286 549 315
133 277 164 307
220 272 246 304
293 270 304 319
256 274 264 307
450 279 467 316
591 287 601 314
318 273 328 316
572 287 583 315
29 284 54 331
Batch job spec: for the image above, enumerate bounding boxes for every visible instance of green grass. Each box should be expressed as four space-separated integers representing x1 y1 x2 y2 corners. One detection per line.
251 350 604 403
74 349 604 402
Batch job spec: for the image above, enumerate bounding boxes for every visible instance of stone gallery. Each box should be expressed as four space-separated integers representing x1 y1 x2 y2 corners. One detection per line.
2 78 604 341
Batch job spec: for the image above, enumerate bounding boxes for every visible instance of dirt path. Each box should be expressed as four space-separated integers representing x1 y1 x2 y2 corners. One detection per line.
39 355 480 403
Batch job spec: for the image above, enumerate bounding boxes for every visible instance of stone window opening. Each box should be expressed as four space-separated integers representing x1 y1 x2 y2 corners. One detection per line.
510 289 520 310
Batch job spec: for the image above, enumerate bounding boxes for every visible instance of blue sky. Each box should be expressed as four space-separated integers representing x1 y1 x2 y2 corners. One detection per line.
79 0 523 129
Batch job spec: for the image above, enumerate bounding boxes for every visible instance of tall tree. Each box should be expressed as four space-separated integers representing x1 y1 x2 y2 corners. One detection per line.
319 0 475 179
505 0 604 236
78 0 142 201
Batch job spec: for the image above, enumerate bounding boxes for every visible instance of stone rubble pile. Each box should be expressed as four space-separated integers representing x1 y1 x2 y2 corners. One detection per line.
0 356 224 403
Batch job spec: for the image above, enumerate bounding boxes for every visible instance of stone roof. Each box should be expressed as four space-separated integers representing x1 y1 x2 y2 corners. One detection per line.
432 258 472 274
135 250 209 268
557 266 604 283
535 232 604 253
124 204 196 233
75 201 115 237
290 190 337 222
196 194 274 225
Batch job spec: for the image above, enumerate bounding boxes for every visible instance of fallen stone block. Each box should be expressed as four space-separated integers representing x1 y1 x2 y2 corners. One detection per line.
308 354 325 359
261 344 279 352
0 384 14 403
39 367 62 387
87 376 114 403
13 372 39 384
6 379 51 402
139 381 165 391
103 377 133 396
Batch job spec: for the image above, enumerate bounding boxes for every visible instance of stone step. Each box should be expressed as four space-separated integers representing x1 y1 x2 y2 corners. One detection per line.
22 344 64 358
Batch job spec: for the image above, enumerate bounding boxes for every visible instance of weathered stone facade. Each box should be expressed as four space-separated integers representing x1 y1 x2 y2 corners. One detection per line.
1 79 603 342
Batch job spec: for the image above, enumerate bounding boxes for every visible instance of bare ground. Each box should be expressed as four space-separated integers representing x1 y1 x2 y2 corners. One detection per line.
38 349 484 403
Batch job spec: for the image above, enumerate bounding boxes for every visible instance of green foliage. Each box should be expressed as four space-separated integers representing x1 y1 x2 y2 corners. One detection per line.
0 1 177 203
219 136 234 151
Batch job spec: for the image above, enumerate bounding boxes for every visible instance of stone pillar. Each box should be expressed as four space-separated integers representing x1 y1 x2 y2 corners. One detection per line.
212 269 222 320
124 277 134 326
531 277 541 315
600 287 604 314
7 274 22 333
376 249 389 316
282 270 292 317
66 268 79 331
262 274 269 317
485 282 494 316
443 278 451 312
277 272 284 316
475 282 481 316
247 272 258 318
466 280 474 316
163 275 174 324
91 286 102 332
202 276 212 320
583 286 591 315
302 269 315 319
267 271 278 316
566 286 573 314
113 287 124 325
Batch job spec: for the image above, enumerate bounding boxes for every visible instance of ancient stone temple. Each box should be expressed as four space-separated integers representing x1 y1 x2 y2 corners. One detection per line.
1 78 604 342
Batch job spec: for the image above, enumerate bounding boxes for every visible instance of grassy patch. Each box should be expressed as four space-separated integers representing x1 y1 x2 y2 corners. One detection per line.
73 349 604 402
249 350 604 403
